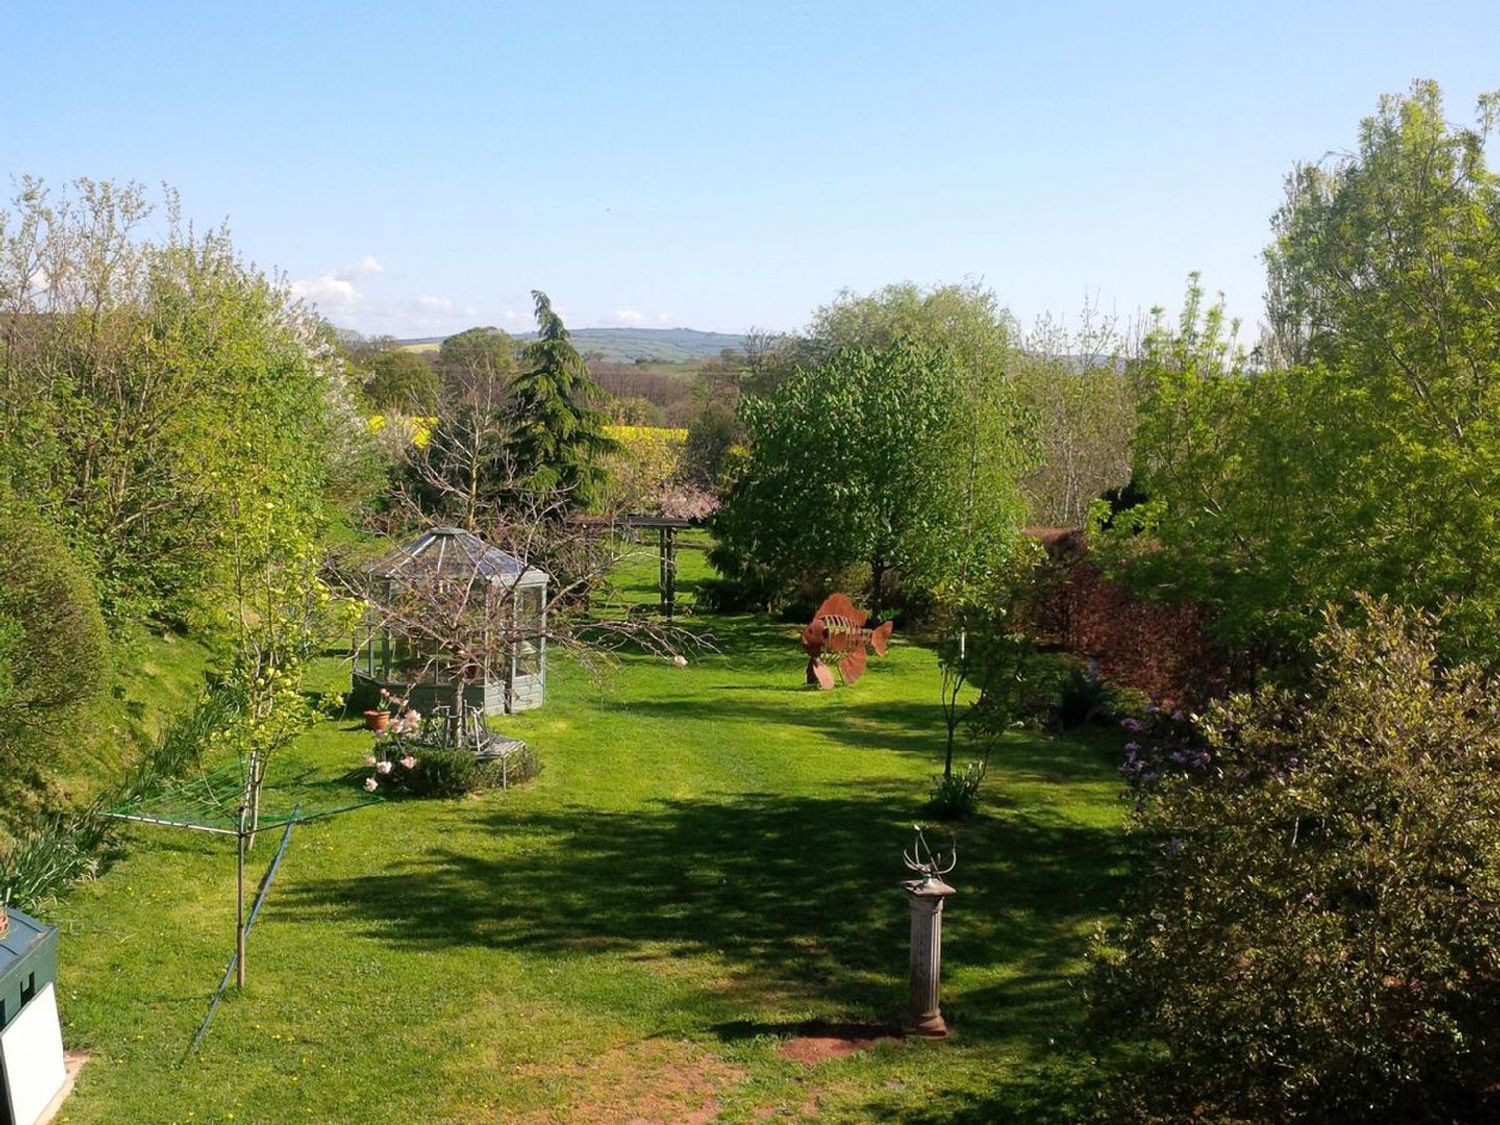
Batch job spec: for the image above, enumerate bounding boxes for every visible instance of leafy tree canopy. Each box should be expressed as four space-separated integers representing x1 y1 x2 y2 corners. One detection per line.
0 495 109 824
437 325 518 399
1120 83 1500 670
807 280 1016 398
360 349 440 413
0 178 367 623
714 340 1028 615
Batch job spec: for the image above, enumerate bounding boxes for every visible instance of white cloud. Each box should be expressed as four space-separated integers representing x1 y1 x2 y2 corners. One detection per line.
289 257 510 338
380 294 472 336
611 309 646 325
656 312 673 324
290 254 385 313
290 273 361 309
345 255 384 278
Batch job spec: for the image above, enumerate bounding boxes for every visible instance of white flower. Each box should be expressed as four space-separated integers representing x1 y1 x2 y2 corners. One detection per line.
672 655 688 668
362 755 377 767
376 760 393 774
363 777 379 792
400 756 417 770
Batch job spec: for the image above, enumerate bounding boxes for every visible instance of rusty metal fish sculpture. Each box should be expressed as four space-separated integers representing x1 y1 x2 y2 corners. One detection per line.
801 592 894 689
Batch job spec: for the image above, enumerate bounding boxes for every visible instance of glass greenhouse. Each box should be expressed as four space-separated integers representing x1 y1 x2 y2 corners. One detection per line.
352 527 548 716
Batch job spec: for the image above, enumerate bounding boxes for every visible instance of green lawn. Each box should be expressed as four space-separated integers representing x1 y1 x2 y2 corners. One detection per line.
49 545 1126 1124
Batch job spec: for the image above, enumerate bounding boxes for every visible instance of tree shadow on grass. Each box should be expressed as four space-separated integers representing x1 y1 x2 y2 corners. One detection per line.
600 694 950 757
278 781 1124 1042
695 614 805 671
855 1062 1108 1125
599 692 1122 781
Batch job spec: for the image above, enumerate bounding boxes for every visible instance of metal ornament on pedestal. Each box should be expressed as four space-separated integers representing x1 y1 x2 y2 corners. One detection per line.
902 827 956 1038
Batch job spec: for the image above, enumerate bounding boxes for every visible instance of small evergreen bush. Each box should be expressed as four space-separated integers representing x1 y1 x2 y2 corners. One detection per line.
406 748 482 797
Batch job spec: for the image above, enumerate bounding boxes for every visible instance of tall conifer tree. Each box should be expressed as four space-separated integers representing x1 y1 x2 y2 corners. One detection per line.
509 290 615 511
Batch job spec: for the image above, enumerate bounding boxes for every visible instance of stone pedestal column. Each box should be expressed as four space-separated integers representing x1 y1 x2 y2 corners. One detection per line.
904 875 955 1038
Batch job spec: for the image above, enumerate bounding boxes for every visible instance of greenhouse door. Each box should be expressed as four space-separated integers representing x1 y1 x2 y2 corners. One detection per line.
507 585 545 712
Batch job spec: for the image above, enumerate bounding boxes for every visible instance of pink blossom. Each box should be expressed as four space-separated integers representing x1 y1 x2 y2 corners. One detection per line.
655 482 720 521
362 755 377 767
400 755 417 770
376 760 393 774
363 777 378 792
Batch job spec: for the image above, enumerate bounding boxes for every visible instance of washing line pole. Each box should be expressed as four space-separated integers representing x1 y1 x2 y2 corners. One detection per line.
189 808 300 1055
236 802 247 989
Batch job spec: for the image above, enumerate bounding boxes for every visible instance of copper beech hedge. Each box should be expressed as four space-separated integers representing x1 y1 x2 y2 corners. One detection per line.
1022 528 1224 705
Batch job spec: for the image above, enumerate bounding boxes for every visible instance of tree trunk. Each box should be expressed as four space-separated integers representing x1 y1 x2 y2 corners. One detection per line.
246 751 263 850
449 677 466 748
870 558 888 620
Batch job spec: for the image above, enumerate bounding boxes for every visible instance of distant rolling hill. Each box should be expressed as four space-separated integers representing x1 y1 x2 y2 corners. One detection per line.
396 326 746 364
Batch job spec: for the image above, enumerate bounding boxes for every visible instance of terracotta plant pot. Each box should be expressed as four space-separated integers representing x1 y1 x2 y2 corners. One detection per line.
363 710 391 732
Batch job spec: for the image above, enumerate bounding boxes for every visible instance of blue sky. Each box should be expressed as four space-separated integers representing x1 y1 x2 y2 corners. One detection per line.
3 1 1497 339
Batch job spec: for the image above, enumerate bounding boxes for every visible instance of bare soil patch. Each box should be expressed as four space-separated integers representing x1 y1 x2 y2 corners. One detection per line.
510 1038 746 1124
776 1022 900 1064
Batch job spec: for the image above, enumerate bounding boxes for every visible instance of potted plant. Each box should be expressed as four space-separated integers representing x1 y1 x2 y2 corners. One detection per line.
363 687 408 732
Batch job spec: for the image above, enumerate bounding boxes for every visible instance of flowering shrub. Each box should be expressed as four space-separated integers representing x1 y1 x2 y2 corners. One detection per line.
655 482 719 521
1115 706 1211 792
927 758 987 820
600 425 687 513
367 412 434 451
357 746 539 798
355 708 540 798
1089 601 1500 1122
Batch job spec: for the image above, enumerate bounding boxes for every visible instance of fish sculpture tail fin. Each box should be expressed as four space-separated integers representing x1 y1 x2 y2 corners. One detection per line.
870 620 893 657
840 645 868 685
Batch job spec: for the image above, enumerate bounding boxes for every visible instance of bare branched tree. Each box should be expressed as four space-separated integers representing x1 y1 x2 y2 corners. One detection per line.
333 470 710 746
1013 301 1138 528
394 354 515 531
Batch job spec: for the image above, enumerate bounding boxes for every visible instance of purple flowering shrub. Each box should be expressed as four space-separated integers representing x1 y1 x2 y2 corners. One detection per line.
1089 601 1500 1123
1116 706 1212 790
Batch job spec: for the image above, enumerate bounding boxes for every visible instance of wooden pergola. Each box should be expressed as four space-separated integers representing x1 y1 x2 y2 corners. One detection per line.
567 514 699 619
